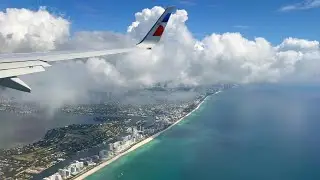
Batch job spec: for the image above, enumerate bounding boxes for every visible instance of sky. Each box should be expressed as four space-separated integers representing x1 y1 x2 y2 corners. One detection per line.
0 0 319 44
0 0 320 108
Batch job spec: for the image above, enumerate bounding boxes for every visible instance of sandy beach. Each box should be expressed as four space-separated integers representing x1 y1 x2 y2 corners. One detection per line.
74 91 220 180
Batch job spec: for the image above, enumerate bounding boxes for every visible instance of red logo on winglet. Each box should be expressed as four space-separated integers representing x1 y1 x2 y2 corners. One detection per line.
153 25 164 36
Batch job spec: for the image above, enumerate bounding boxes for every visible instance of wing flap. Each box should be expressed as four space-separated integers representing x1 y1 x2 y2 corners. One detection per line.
0 60 51 70
0 65 45 79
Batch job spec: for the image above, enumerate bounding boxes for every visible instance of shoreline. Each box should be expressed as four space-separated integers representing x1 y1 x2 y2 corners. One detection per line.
74 91 220 180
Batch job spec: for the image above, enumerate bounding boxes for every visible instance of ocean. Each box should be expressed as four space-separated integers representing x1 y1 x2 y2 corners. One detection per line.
86 84 320 180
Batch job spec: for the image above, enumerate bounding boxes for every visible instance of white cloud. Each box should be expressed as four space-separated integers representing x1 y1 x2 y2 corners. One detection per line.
277 37 319 52
280 0 320 12
0 7 69 53
0 6 320 107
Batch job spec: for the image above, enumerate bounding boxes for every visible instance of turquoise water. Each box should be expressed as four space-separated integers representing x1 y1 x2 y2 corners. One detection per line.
87 85 320 180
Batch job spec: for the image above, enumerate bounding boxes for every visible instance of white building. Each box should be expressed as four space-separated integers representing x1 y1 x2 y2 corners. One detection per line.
69 165 77 175
78 161 84 170
65 169 71 177
58 169 67 179
43 172 63 180
75 161 84 171
126 127 133 133
122 135 131 142
44 173 62 180
113 141 121 149
108 143 114 151
53 173 63 180
67 161 84 175
132 127 139 136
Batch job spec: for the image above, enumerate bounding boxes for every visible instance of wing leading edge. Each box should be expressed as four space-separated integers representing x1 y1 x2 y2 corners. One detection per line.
0 6 175 92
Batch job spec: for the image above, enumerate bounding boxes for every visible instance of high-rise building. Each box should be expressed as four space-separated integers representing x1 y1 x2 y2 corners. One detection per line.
79 161 84 169
58 169 67 179
122 136 128 142
49 173 63 180
92 155 100 162
74 161 84 171
113 141 121 148
70 166 77 174
99 150 108 160
67 161 84 174
55 174 63 180
132 127 138 137
65 169 71 178
109 143 114 151
126 127 133 133
43 173 63 180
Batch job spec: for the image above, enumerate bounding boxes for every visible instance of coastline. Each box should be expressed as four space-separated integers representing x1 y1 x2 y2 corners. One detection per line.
75 91 220 180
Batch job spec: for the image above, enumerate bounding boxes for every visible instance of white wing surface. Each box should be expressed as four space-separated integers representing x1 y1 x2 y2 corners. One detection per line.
0 6 175 92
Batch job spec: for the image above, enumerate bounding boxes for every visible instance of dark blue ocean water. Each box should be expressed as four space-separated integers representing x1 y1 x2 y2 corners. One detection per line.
87 84 320 180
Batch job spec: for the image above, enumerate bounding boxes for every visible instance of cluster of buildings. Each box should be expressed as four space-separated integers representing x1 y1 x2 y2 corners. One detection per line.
109 127 144 153
43 161 84 180
42 127 144 180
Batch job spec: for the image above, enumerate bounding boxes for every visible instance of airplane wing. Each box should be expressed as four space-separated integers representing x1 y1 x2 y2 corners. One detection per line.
0 6 175 92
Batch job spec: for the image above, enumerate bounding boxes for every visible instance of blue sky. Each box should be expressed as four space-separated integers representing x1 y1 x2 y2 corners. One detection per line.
0 0 319 44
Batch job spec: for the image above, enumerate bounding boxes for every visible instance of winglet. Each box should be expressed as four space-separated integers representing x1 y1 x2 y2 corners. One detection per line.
136 6 175 50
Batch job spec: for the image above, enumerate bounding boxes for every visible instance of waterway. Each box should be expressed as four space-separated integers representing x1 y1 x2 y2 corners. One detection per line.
0 111 95 149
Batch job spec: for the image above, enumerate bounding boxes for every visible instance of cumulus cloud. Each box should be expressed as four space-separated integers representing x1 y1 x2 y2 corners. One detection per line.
0 6 319 108
279 0 320 12
0 7 69 53
277 37 319 52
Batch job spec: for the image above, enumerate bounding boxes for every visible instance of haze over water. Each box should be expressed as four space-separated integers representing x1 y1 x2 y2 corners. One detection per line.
87 84 320 180
0 112 94 149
